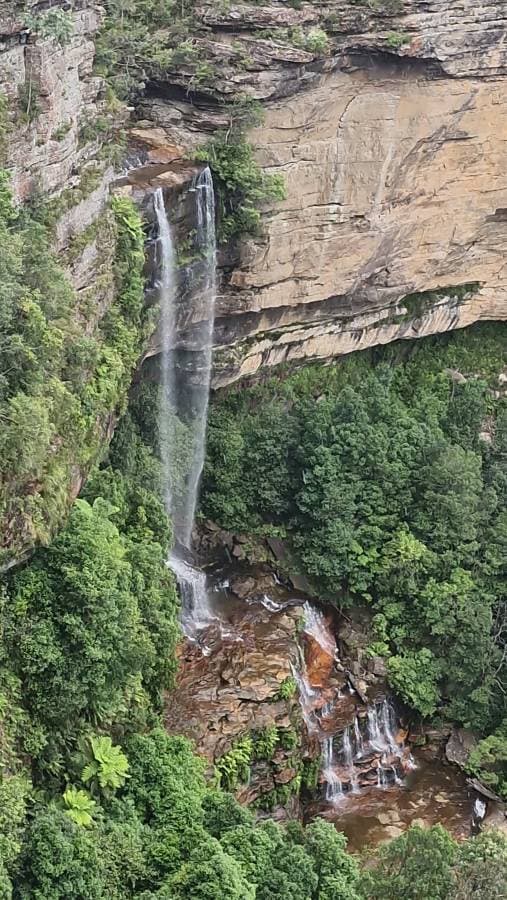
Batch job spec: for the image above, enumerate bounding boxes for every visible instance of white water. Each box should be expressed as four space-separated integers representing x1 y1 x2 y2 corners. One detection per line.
473 797 487 822
155 168 217 639
321 736 343 804
367 704 389 753
291 659 319 733
156 169 216 549
353 716 364 758
320 699 410 803
303 601 336 658
155 187 178 523
178 167 217 548
169 555 214 637
343 726 360 794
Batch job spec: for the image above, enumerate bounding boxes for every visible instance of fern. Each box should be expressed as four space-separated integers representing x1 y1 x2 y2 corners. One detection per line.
82 735 130 795
63 787 96 827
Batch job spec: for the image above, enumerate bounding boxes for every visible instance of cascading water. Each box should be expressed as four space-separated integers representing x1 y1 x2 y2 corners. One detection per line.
177 166 217 548
155 187 178 521
169 554 213 641
155 168 217 639
354 716 364 758
321 736 343 804
302 601 336 658
293 603 412 803
343 726 359 794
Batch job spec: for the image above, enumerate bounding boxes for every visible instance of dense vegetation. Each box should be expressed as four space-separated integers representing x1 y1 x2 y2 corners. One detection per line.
203 325 507 784
0 168 149 566
4 380 505 897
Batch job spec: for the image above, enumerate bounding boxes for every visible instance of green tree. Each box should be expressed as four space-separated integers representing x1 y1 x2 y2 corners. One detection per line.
360 825 456 900
451 830 507 899
16 809 105 900
170 838 255 899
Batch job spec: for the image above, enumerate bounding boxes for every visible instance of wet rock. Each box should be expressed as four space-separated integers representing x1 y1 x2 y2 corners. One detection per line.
369 656 388 677
467 778 502 803
229 574 257 599
274 767 298 785
348 675 368 704
305 635 335 689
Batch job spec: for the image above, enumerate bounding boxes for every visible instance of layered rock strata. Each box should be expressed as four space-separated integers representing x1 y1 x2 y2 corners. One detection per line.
137 0 507 385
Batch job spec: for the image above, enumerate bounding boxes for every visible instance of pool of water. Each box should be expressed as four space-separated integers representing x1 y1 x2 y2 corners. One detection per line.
307 747 472 852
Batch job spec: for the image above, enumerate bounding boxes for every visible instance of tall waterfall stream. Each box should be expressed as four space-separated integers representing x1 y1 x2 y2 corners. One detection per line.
155 168 216 638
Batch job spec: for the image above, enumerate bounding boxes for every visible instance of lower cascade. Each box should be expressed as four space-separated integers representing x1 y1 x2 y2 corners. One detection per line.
295 602 414 805
155 167 217 638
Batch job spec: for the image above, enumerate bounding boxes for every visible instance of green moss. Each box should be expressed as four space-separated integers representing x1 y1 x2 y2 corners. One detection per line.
252 726 279 760
301 758 320 791
385 31 409 48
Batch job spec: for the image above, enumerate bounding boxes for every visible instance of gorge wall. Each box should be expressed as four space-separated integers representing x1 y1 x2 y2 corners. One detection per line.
2 0 507 563
0 2 132 567
137 0 507 385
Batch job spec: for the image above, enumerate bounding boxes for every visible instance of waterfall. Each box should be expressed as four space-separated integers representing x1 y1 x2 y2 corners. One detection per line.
155 168 217 639
177 166 217 548
380 698 401 756
155 187 178 522
291 659 319 733
303 602 336 657
169 555 213 637
367 704 389 753
343 726 359 794
354 716 364 758
321 736 343 804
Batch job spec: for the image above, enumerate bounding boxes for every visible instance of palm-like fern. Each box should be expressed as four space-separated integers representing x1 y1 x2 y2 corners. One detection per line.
82 735 130 795
63 787 96 827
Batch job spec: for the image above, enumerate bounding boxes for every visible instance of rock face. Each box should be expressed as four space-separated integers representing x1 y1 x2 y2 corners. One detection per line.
139 0 507 386
1 1 107 200
164 586 312 816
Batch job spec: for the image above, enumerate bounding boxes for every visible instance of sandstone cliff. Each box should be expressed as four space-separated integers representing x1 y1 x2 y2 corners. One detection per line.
137 0 507 385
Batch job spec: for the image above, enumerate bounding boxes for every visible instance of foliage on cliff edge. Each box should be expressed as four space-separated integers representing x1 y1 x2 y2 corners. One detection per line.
0 173 148 567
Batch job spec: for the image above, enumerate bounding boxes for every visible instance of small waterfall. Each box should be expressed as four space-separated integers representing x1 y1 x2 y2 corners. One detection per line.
343 726 359 794
354 716 364 758
291 660 319 733
169 555 213 637
367 704 388 752
155 168 217 639
321 736 343 804
303 602 336 658
380 698 401 756
377 761 388 790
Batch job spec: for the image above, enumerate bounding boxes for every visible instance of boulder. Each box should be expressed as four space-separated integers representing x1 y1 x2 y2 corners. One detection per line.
446 728 478 768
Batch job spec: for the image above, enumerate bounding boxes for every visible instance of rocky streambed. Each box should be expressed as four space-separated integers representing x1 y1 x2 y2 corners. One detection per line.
164 553 488 847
